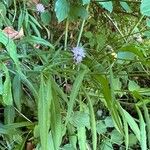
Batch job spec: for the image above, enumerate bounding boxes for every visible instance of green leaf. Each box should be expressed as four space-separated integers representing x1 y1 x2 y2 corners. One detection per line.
104 116 114 128
123 108 140 141
50 86 62 149
140 0 150 16
55 0 70 22
70 111 90 128
13 73 22 111
100 139 113 150
41 11 51 25
0 2 6 16
129 134 138 147
113 78 122 91
69 5 88 20
77 126 86 150
20 36 54 49
84 90 97 150
65 68 88 125
99 1 113 13
96 120 107 134
0 30 20 71
119 44 144 59
82 0 90 5
136 106 147 150
111 129 123 145
120 2 132 12
2 64 13 105
128 80 140 92
41 0 50 5
38 74 52 150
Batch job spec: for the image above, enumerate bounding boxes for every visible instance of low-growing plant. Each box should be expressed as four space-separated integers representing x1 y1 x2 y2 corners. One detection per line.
0 0 150 150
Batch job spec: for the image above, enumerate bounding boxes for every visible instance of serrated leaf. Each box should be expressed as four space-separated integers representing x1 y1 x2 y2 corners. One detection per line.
70 111 90 128
96 120 107 134
55 0 70 22
104 116 114 128
111 129 123 145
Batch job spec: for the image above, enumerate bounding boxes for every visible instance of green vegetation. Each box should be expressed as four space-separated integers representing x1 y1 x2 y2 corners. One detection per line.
0 0 150 149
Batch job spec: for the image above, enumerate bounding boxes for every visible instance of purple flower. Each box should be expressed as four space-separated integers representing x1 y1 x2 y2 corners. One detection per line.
71 46 85 64
36 3 45 13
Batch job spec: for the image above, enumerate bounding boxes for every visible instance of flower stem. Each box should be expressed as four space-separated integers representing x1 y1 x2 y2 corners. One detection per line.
77 5 89 47
65 19 69 51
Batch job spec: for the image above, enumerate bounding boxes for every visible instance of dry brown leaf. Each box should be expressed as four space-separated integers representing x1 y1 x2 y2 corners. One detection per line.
3 27 24 40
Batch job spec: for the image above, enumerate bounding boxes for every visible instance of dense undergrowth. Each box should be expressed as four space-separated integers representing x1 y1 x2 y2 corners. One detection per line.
0 0 150 149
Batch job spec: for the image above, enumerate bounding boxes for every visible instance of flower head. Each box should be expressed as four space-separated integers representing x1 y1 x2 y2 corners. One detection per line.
71 46 85 64
36 3 45 13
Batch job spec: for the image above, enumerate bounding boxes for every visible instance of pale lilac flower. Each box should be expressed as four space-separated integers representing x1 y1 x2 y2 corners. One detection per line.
36 3 45 13
71 46 85 64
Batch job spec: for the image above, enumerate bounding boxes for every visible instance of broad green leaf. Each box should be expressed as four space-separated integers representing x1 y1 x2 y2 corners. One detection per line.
129 134 138 147
100 139 113 150
128 80 140 92
146 18 150 27
120 2 132 12
99 1 113 13
104 116 114 128
70 111 90 128
82 0 90 5
123 108 140 141
62 144 74 150
55 0 70 22
113 78 122 91
96 120 107 134
140 0 150 16
69 5 88 20
117 51 135 64
118 44 144 59
111 129 123 145
41 11 51 25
